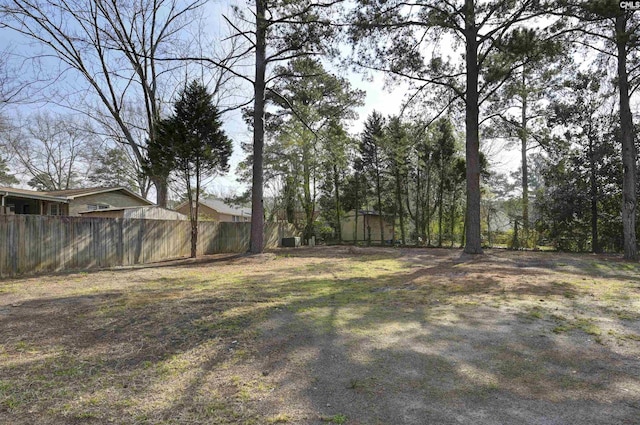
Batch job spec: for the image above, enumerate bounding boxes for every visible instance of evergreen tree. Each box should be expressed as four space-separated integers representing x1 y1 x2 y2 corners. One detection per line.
266 58 364 242
89 147 141 193
384 116 410 244
360 111 387 243
486 28 564 246
150 81 232 258
0 156 18 186
559 1 639 258
542 71 620 252
432 118 457 247
348 0 549 254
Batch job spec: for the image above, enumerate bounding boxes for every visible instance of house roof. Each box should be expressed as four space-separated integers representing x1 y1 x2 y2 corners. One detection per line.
177 198 251 217
44 187 153 205
0 186 152 205
354 209 383 216
78 205 153 213
202 198 251 216
0 186 69 203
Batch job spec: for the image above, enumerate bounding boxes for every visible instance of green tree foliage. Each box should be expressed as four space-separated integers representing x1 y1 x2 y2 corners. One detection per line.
263 58 364 242
347 0 549 254
404 122 435 244
149 81 232 258
359 111 387 242
537 71 621 252
346 113 468 247
432 118 457 247
536 130 621 252
318 120 353 242
384 116 410 244
27 173 62 191
227 0 342 253
485 28 564 245
559 0 640 258
0 155 18 186
88 147 142 193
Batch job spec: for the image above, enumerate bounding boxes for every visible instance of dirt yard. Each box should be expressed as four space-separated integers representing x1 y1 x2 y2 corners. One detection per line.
0 247 639 424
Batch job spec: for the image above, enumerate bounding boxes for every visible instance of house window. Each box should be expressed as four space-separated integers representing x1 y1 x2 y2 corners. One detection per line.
48 203 62 216
87 203 109 211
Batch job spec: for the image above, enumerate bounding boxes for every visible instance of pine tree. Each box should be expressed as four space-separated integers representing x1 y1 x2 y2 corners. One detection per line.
360 111 387 244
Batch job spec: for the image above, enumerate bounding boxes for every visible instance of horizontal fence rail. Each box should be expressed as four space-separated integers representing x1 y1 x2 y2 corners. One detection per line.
0 216 297 278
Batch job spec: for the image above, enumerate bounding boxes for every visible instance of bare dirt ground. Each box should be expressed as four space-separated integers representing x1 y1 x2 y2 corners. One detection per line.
1 247 639 424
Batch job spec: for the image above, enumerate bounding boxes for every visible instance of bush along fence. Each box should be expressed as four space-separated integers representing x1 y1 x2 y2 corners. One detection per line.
0 215 297 278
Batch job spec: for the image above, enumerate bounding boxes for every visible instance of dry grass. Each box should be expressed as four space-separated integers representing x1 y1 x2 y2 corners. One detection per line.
1 247 639 424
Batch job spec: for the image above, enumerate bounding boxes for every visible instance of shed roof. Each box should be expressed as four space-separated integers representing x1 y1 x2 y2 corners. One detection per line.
78 205 188 220
177 198 251 217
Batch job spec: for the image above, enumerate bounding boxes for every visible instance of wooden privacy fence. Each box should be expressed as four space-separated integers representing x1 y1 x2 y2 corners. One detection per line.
0 215 297 277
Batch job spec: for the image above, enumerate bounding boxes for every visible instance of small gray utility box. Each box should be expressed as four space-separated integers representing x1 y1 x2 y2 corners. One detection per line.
281 237 301 247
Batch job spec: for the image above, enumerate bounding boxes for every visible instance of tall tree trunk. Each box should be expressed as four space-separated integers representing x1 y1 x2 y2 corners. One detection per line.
375 165 384 244
460 208 467 248
395 168 405 244
153 177 168 207
450 188 457 248
425 167 432 245
463 0 483 254
250 0 267 254
405 175 416 230
285 176 296 224
302 143 314 242
354 171 359 242
185 169 197 259
486 205 492 247
521 67 529 247
588 136 599 253
414 168 421 240
191 172 200 258
333 164 342 242
616 15 638 260
438 165 444 247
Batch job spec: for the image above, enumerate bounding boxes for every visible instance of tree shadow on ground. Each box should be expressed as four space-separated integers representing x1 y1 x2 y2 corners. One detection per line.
0 248 639 424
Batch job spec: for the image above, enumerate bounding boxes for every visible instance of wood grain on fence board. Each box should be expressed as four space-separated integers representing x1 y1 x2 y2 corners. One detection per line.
0 216 296 277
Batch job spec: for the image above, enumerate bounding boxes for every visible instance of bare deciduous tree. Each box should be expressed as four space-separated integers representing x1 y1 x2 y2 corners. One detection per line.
6 112 96 190
0 0 211 205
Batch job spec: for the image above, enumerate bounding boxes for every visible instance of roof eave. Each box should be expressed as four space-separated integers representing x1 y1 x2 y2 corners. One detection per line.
64 187 153 205
1 190 69 203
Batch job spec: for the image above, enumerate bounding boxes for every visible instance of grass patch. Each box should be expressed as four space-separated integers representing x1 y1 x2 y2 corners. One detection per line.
607 330 640 342
522 306 545 320
321 414 348 424
267 413 292 423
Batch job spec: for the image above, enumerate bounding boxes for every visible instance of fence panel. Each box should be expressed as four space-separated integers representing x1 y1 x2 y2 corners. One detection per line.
0 216 297 277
